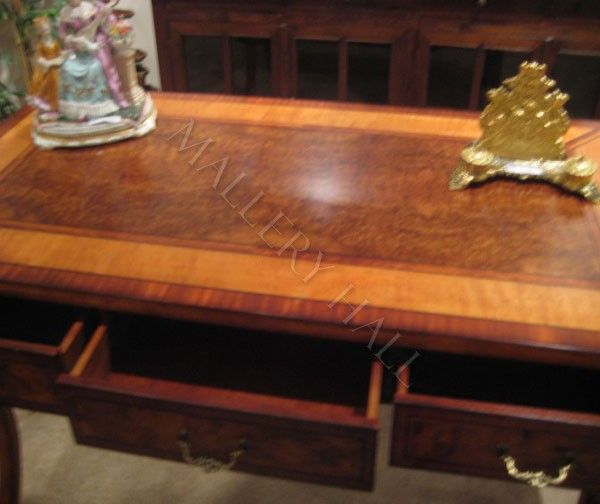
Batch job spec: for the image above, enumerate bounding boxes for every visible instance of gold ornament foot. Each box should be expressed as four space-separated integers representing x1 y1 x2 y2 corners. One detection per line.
450 143 600 203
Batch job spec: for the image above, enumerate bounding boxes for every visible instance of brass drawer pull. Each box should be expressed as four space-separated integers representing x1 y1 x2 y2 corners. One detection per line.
499 453 572 488
177 430 246 473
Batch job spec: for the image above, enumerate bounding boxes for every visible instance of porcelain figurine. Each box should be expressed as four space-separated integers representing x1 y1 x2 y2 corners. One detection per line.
27 16 63 115
30 0 156 149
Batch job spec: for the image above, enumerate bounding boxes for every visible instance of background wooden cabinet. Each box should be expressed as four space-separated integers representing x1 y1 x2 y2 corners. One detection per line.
152 0 600 117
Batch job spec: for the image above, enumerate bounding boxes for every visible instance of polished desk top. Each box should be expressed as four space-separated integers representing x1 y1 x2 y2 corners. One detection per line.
0 93 599 367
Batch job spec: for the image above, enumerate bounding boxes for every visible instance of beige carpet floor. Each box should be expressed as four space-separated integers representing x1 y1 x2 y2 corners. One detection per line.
15 406 581 504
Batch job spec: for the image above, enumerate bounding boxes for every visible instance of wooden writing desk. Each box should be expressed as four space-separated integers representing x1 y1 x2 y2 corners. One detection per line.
0 94 599 503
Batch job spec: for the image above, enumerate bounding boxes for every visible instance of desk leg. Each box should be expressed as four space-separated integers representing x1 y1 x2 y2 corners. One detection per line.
0 408 19 504
579 491 600 504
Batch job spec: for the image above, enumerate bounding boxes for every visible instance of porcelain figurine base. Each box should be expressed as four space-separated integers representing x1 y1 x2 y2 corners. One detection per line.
32 95 156 150
450 143 600 203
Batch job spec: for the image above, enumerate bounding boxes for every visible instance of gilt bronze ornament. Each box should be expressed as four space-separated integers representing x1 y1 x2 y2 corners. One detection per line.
450 61 600 203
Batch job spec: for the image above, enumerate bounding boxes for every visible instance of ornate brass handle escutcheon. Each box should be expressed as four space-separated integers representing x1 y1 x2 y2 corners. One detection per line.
498 450 572 488
177 430 246 473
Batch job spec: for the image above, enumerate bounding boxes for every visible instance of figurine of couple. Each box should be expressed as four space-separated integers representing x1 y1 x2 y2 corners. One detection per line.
28 0 156 148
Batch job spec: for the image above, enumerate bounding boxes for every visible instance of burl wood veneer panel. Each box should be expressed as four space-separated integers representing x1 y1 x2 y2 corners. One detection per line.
0 101 598 285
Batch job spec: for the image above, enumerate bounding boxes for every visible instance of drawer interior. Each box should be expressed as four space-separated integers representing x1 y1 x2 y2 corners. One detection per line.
91 313 378 413
403 351 600 415
0 295 86 346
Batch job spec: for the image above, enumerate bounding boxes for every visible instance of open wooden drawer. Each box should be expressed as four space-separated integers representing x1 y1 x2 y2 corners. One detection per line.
58 314 382 490
391 351 600 490
0 296 87 412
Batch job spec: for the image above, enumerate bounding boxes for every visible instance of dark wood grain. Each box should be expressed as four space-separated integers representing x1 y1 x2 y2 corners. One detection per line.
338 39 348 101
276 25 291 98
0 117 597 284
531 39 562 75
58 322 380 489
413 32 430 107
468 45 486 110
153 0 600 111
151 0 173 90
1 263 599 370
388 31 415 106
0 407 19 504
1 91 600 497
0 93 599 371
391 354 600 490
391 395 600 490
0 297 87 412
223 36 233 94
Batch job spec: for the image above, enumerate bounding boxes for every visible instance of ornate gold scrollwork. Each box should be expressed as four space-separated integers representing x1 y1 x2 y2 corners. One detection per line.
500 453 572 488
450 61 600 203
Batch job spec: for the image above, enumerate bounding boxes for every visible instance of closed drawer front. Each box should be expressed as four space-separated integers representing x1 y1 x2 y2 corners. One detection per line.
391 352 600 490
58 315 382 490
0 296 87 411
